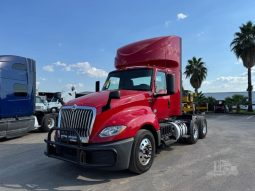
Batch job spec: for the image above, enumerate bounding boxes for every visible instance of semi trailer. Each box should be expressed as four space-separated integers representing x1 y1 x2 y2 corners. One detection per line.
45 36 208 174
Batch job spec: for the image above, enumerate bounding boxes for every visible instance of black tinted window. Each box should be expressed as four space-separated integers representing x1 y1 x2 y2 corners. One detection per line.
12 63 27 71
14 83 28 97
103 68 153 91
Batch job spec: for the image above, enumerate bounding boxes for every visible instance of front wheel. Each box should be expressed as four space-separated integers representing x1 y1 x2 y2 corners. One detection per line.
198 117 207 139
51 107 57 113
129 129 155 174
41 114 56 132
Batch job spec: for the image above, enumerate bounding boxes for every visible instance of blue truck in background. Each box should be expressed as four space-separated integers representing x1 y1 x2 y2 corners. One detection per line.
0 55 36 138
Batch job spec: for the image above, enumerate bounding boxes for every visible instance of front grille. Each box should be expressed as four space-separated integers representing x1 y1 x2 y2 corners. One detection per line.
59 106 96 139
36 106 41 110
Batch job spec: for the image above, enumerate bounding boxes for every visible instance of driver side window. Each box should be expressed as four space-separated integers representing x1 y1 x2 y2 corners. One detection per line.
104 77 120 90
156 71 167 93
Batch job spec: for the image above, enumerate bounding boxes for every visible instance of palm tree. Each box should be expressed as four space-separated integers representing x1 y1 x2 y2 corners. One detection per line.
184 57 207 94
225 97 234 112
194 91 207 104
206 96 216 111
231 94 247 113
230 21 255 112
194 91 207 113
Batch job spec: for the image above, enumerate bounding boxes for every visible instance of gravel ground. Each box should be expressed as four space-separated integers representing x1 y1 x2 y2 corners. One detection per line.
0 114 255 191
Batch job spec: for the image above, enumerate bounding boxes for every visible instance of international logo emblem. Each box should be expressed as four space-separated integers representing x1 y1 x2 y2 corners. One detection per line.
72 104 77 112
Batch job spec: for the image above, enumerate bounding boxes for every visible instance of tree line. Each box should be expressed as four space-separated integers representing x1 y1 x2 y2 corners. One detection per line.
184 21 255 112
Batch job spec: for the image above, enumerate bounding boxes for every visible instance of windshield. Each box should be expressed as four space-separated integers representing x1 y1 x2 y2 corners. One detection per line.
36 97 43 103
103 68 153 91
50 97 59 102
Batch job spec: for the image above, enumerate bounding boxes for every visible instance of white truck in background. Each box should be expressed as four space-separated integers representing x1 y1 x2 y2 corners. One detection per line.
35 96 58 132
47 97 62 113
47 89 76 112
34 89 77 131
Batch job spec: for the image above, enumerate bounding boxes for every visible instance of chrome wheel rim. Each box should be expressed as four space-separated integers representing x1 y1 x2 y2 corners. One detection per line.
202 122 207 135
138 138 152 166
47 118 55 129
193 124 198 139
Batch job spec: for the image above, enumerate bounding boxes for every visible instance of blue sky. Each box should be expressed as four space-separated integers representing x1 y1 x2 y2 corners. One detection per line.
0 0 255 93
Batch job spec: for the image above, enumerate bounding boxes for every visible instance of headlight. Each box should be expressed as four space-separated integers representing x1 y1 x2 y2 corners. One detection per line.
99 125 127 137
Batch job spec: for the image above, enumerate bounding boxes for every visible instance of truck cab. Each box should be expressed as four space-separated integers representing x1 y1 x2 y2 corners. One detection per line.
0 55 35 139
36 96 48 112
47 97 62 113
45 36 208 174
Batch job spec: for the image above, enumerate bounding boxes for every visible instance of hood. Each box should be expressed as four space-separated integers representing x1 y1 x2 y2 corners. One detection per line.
65 90 151 112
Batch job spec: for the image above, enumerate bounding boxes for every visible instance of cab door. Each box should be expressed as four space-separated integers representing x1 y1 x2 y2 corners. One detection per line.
151 70 171 120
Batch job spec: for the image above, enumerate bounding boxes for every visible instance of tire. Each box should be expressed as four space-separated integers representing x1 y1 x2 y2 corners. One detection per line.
41 114 56 132
51 107 57 113
186 119 199 144
198 117 207 139
129 129 155 174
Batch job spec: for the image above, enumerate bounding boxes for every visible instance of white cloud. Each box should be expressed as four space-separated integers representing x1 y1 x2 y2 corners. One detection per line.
241 67 255 76
164 20 171 27
184 68 255 93
54 61 66 67
52 61 108 78
203 80 211 85
43 65 54 72
45 60 108 77
216 76 246 82
71 62 108 78
54 61 71 71
201 75 252 92
36 81 40 89
39 77 46 81
196 32 205 37
64 66 72 72
177 13 188 20
235 58 243 65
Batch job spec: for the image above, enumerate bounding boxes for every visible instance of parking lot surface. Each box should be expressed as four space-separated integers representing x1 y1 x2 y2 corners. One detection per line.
0 114 255 191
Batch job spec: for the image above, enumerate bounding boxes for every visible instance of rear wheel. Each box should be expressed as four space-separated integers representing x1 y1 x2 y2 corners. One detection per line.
198 117 207 139
186 119 199 144
129 129 155 174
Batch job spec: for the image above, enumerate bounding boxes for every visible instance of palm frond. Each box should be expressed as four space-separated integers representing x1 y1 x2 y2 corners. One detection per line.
184 57 207 90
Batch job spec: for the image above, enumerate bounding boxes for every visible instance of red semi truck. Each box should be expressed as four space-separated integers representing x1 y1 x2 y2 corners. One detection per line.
45 36 207 174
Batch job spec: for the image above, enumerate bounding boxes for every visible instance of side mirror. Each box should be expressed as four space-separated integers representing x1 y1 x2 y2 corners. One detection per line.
109 90 120 99
59 98 65 105
167 74 175 95
95 81 100 92
102 90 120 111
